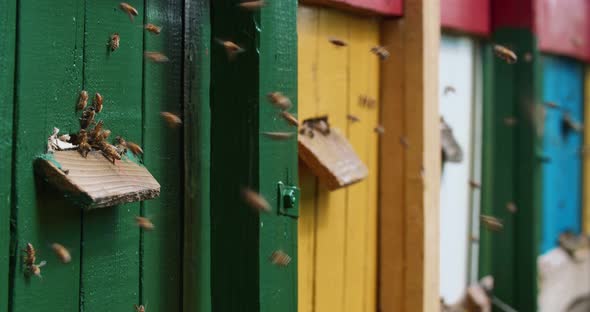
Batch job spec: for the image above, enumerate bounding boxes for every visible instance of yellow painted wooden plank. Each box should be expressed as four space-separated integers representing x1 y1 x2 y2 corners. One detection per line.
313 8 349 312
297 6 320 312
584 67 590 234
344 16 380 312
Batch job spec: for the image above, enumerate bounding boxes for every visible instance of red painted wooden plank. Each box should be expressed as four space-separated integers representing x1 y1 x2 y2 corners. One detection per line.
491 0 533 29
535 0 590 62
441 0 490 36
299 0 402 16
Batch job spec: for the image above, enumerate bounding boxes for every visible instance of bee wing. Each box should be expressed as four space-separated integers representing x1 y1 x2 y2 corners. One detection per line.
38 260 47 267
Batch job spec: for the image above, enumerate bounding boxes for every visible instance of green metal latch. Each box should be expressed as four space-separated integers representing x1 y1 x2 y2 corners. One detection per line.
277 182 299 218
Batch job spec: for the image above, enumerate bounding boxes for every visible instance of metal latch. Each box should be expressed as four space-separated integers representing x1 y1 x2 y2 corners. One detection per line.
277 182 299 218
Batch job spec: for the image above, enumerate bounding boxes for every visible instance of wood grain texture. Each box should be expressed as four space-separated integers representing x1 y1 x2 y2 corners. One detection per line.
10 0 84 310
183 0 211 310
379 0 440 311
299 0 402 16
0 0 16 309
298 128 368 190
80 1 144 310
34 151 160 209
585 67 590 235
297 6 379 312
142 0 184 310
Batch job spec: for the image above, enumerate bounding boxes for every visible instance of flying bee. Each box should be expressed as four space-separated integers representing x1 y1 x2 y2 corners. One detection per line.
51 243 71 264
144 51 169 63
77 90 88 111
545 101 560 109
506 202 517 213
23 243 37 267
374 125 385 134
281 111 299 127
160 112 182 128
241 187 271 213
28 261 47 278
109 33 120 51
262 132 295 140
126 141 143 156
493 44 517 64
215 39 245 60
347 114 360 123
98 141 122 163
144 23 161 35
328 37 347 47
78 129 91 158
270 250 291 266
469 180 481 189
267 92 292 110
135 216 155 231
480 215 503 232
503 116 517 126
120 2 138 21
80 107 96 129
443 86 456 95
238 0 265 10
370 46 390 60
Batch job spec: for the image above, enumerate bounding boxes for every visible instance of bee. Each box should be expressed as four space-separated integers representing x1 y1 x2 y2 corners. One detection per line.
126 141 143 156
480 215 503 232
51 243 71 264
78 129 91 158
144 51 170 63
347 114 360 123
238 0 265 10
506 202 517 213
370 46 390 60
280 111 299 127
374 125 385 134
120 2 139 21
90 120 104 139
241 187 271 213
469 180 481 189
160 112 182 128
109 33 120 51
545 101 560 109
98 141 122 163
524 52 533 62
267 92 292 110
134 304 146 312
135 216 155 231
262 132 295 140
328 37 347 47
443 86 456 95
144 23 161 35
80 107 96 129
215 39 245 60
23 243 37 267
304 117 331 136
28 261 47 278
503 116 517 126
115 136 128 155
358 95 376 108
270 250 291 266
77 90 89 111
100 129 111 140
493 44 517 64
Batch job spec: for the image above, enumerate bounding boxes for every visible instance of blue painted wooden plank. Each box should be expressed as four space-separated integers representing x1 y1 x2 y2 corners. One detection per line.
541 56 583 253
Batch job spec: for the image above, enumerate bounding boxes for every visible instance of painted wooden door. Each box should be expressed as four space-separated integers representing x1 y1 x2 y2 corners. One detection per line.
439 34 482 304
541 56 583 254
298 6 379 312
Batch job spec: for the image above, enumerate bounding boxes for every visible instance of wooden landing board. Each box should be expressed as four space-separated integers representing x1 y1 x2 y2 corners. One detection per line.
298 127 368 190
35 150 160 209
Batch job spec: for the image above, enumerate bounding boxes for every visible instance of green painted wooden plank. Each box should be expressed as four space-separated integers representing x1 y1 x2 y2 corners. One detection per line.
183 0 212 311
10 0 84 311
210 0 297 311
479 29 541 312
0 0 16 310
80 1 143 310
141 0 184 310
258 0 298 311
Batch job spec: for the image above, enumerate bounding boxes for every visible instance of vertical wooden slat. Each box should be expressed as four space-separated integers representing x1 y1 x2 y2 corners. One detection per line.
344 16 379 312
0 0 16 310
313 9 349 312
379 0 440 310
584 67 590 235
11 0 84 311
297 6 319 312
80 1 144 310
141 0 184 310
183 0 211 310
